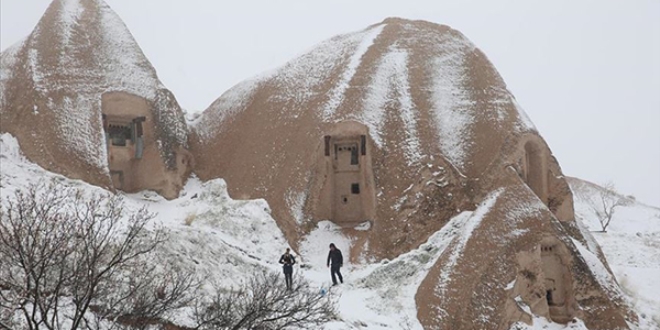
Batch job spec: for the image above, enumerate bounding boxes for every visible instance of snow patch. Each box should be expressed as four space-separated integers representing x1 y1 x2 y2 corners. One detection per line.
354 221 372 231
506 279 516 290
322 24 384 119
435 189 502 294
358 46 422 164
58 0 83 47
0 134 26 163
571 238 624 298
429 45 474 170
514 296 532 315
27 48 45 90
300 221 353 268
269 28 378 109
571 177 660 329
0 39 25 111
286 189 307 225
56 95 109 171
97 1 161 100
350 210 473 330
504 196 545 223
510 316 588 330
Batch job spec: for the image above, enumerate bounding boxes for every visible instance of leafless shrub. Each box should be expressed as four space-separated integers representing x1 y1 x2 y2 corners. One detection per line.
193 271 337 330
0 180 197 330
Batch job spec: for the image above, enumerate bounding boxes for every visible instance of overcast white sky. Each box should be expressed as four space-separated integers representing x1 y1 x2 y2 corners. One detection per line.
2 0 659 205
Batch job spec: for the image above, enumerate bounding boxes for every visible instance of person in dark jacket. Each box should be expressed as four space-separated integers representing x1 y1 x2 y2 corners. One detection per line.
279 248 296 289
326 243 343 286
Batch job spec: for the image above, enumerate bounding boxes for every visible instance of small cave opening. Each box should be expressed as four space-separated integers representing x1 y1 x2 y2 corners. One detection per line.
540 241 575 323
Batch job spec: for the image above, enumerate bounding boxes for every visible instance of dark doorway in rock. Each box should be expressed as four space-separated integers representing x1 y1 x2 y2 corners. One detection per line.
540 239 575 323
546 289 554 306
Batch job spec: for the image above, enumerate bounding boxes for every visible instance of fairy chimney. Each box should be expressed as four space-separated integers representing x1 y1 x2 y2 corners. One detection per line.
0 0 192 199
191 18 634 329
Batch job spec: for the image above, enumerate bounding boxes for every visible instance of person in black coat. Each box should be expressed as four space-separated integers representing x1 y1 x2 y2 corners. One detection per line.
326 243 343 286
279 248 296 289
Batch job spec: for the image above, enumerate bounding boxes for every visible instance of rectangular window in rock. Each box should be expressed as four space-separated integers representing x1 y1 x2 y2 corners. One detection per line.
108 124 132 146
351 183 360 194
351 146 359 165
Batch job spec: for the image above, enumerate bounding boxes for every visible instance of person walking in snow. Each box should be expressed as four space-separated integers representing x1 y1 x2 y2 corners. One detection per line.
327 243 343 286
279 248 296 289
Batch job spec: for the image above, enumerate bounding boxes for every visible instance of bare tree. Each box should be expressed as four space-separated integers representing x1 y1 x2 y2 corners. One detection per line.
1 180 337 330
587 182 631 232
0 180 197 330
194 271 337 330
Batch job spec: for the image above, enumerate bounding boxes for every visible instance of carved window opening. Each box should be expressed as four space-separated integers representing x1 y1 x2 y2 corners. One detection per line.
108 124 132 146
102 115 146 159
350 146 359 165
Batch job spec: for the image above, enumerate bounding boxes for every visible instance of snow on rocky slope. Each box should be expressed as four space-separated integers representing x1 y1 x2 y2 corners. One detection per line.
0 133 285 327
2 133 656 330
193 18 536 175
568 177 660 330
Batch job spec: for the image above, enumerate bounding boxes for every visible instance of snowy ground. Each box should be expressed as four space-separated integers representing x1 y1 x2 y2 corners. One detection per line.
570 179 660 330
1 134 658 330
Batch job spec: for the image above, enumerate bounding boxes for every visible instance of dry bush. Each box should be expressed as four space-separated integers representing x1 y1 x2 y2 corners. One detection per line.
0 180 197 330
194 271 337 330
1 180 337 330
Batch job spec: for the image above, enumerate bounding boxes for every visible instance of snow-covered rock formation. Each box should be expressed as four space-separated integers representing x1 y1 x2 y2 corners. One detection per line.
190 17 634 329
0 0 191 199
0 1 650 328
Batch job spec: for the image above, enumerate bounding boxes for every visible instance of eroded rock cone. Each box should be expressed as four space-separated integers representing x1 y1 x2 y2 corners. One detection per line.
0 0 192 198
191 17 635 329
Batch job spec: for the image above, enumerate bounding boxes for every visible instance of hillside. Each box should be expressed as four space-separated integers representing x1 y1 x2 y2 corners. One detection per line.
568 177 660 329
3 134 655 329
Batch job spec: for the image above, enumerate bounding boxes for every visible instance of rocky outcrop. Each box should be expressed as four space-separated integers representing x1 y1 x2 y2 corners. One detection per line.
0 0 192 198
191 17 633 329
190 18 573 258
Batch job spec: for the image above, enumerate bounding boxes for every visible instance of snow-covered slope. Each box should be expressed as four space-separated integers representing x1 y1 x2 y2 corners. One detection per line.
4 133 612 329
569 177 660 329
0 132 478 329
0 133 480 328
0 133 286 327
